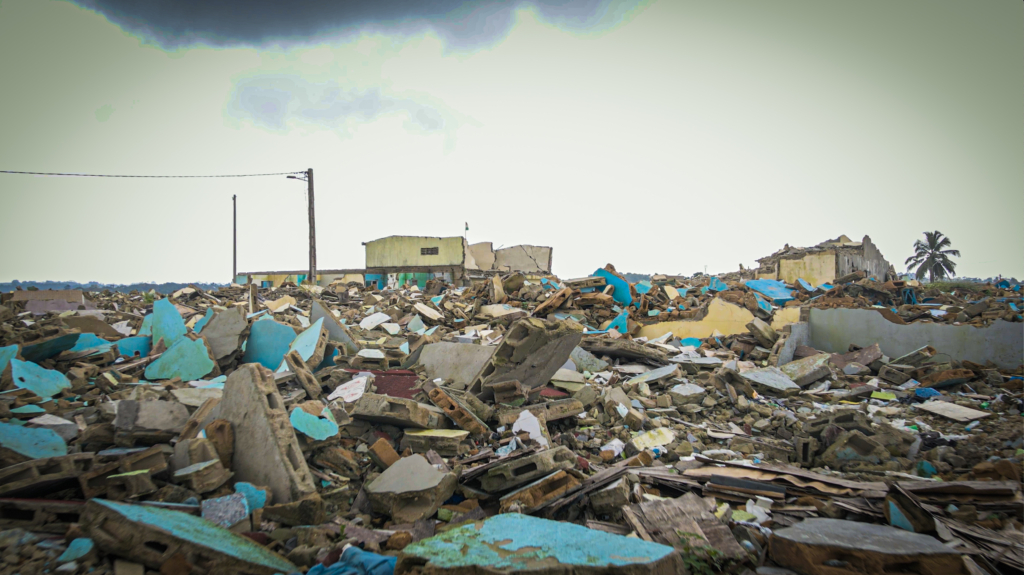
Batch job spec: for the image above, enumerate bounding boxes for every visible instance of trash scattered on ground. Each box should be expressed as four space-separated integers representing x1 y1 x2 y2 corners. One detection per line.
0 249 1021 574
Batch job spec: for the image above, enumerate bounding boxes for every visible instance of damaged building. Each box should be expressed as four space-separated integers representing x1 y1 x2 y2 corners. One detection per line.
746 234 895 288
238 235 553 289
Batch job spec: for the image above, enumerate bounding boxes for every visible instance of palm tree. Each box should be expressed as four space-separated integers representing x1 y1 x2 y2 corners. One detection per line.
905 231 960 282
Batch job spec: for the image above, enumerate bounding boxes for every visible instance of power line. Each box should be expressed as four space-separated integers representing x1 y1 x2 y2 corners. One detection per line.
0 169 306 178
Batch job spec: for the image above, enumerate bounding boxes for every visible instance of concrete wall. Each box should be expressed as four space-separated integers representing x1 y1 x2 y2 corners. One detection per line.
837 235 890 281
494 245 552 273
807 308 1023 369
365 236 465 268
778 251 836 287
468 242 496 271
637 299 801 340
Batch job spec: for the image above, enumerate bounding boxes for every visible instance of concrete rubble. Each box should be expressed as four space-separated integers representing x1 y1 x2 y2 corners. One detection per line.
0 257 1020 575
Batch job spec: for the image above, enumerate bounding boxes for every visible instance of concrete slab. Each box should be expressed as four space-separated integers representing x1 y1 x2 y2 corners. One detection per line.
218 364 317 504
9 359 70 399
311 298 359 355
780 353 832 387
144 338 215 381
740 367 800 396
352 394 448 429
470 318 584 397
199 307 248 360
396 513 681 574
81 499 295 575
0 421 68 464
769 518 964 575
366 454 457 523
151 298 187 348
418 342 495 387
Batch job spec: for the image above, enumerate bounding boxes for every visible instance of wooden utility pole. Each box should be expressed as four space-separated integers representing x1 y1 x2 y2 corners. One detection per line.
232 194 237 281
306 168 316 285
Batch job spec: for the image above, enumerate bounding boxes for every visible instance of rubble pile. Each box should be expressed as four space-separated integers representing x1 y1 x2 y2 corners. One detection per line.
0 268 1020 575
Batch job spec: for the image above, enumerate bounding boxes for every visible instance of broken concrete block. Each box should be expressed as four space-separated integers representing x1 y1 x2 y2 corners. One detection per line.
144 338 215 381
397 513 682 574
169 386 222 407
151 298 187 348
114 400 190 433
400 429 470 457
590 477 631 518
351 393 448 429
80 446 167 498
173 459 233 493
891 346 936 368
486 379 528 404
366 454 457 523
284 350 322 399
9 359 71 399
740 367 800 396
470 318 584 396
668 383 707 406
418 342 495 387
0 421 68 466
106 469 157 500
368 438 401 469
495 398 584 426
769 518 964 575
878 364 912 384
283 318 328 371
780 354 832 387
262 493 325 526
311 298 360 355
499 470 580 513
427 387 489 437
0 453 92 497
819 430 889 469
570 345 609 373
26 414 78 442
842 362 871 376
479 446 576 493
218 364 317 504
81 499 296 575
199 306 248 360
746 317 779 348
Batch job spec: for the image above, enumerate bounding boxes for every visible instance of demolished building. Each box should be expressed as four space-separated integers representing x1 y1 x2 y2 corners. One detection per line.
0 251 1020 575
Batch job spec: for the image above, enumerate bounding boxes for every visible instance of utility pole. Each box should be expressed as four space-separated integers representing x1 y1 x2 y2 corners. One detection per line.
232 194 237 282
307 168 316 285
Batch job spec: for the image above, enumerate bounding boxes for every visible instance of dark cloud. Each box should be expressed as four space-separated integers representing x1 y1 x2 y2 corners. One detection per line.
228 75 454 138
73 0 639 50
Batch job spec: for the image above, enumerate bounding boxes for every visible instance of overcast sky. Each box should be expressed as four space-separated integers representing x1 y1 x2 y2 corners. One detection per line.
1 0 1020 284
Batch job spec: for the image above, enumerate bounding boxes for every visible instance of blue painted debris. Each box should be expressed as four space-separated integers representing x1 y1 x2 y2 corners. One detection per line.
152 298 187 347
797 278 814 291
193 308 215 334
201 492 250 528
145 338 215 381
594 268 632 306
744 279 794 305
10 405 46 415
138 314 153 336
68 333 114 355
57 538 94 563
286 318 325 364
89 499 296 573
635 281 652 295
116 336 152 358
0 344 18 374
0 421 68 459
10 359 71 399
290 407 339 441
240 319 296 370
234 482 269 511
680 337 702 348
752 292 774 313
888 500 915 532
708 276 728 292
20 333 79 363
407 315 425 332
915 388 941 399
401 513 675 572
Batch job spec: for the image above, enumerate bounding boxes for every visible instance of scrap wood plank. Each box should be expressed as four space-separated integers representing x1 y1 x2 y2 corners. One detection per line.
693 456 888 494
916 401 991 422
622 493 747 560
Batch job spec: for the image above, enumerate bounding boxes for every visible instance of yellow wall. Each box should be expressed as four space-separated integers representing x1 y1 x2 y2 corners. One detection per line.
365 236 465 268
778 252 835 287
638 299 802 340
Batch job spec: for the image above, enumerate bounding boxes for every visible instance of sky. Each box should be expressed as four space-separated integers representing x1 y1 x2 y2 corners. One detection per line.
1 0 1021 284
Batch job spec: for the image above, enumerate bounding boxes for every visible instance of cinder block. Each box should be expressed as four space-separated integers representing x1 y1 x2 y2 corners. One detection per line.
479 446 576 493
499 470 580 513
352 393 448 429
80 446 167 499
427 387 489 437
218 364 316 504
495 398 584 426
400 429 470 457
470 318 583 397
